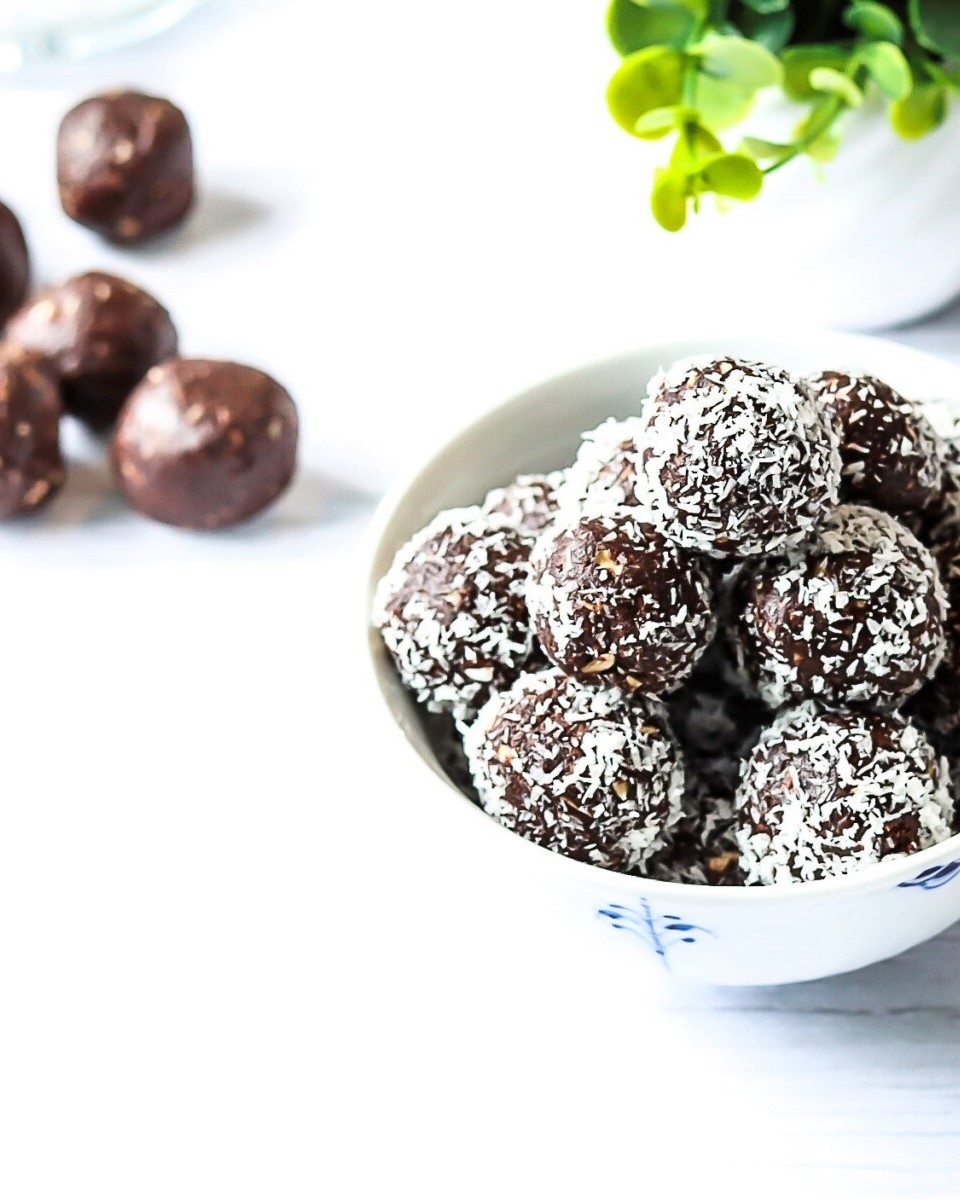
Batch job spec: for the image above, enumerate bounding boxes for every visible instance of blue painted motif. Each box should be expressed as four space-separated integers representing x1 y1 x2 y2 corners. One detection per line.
898 860 960 891
597 899 713 963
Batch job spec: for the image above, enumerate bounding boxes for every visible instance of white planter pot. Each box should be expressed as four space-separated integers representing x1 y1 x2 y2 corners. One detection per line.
654 98 960 332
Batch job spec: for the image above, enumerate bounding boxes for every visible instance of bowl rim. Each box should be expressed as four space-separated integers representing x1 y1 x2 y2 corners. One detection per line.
361 331 960 906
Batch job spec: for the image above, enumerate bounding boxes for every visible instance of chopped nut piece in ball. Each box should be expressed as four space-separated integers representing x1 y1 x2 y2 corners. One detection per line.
5 271 177 429
639 356 841 557
0 346 64 516
374 507 534 721
735 505 946 711
57 90 194 243
737 704 952 885
528 512 716 694
464 668 685 871
807 371 944 514
112 359 298 530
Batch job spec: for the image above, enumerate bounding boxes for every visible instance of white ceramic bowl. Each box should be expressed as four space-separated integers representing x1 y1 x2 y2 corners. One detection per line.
364 332 960 986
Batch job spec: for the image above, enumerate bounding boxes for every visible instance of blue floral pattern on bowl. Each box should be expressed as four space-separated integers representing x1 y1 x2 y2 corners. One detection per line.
598 899 713 964
898 860 960 891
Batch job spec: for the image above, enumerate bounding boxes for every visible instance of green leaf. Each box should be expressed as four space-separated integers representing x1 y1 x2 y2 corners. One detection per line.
606 0 696 56
891 82 949 138
697 32 784 90
740 134 792 159
700 153 764 199
651 169 689 232
782 45 853 101
844 2 904 43
810 66 864 107
607 47 684 136
669 122 724 172
696 72 756 128
856 41 912 100
735 8 795 53
909 0 960 57
633 105 686 138
738 0 790 12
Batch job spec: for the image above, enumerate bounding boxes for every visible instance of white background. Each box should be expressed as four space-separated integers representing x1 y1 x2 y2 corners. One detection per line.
0 1 959 1197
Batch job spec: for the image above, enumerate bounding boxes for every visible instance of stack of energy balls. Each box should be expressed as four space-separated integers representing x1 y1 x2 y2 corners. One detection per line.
374 357 960 886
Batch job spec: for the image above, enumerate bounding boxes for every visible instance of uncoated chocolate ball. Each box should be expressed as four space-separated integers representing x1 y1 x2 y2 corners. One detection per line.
4 271 177 429
0 201 29 329
57 90 195 243
112 359 299 530
0 345 65 516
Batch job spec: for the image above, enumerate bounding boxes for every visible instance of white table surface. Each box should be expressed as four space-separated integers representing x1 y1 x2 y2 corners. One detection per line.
1 2 959 1197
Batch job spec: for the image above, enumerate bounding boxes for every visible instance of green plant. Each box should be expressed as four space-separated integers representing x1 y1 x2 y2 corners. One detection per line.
606 1 960 230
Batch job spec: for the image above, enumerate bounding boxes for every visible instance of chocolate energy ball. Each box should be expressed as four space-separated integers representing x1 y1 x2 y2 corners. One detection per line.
57 90 194 243
112 358 298 531
528 512 716 694
559 417 649 516
638 356 841 558
906 436 960 548
5 271 177 429
481 471 564 541
806 371 944 514
737 704 952 885
464 667 685 871
0 201 28 328
908 530 960 737
0 346 65 516
374 507 533 721
735 505 946 711
647 785 742 886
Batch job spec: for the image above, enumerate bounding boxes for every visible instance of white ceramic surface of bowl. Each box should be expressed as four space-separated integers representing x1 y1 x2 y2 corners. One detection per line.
364 332 960 987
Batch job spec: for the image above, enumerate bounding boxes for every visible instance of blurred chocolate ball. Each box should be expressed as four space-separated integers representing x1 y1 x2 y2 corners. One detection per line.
0 345 64 516
112 359 299 530
4 271 177 429
57 90 195 244
0 201 29 329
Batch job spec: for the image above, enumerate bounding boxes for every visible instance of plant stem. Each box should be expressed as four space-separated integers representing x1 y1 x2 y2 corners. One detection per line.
762 95 844 174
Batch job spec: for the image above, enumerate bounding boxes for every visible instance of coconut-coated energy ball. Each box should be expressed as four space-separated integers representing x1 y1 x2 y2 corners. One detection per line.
806 371 944 514
374 507 534 722
558 416 649 516
737 704 952 885
527 512 716 694
481 471 564 541
638 356 842 558
463 668 685 871
735 505 946 711
648 785 741 886
908 527 960 737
